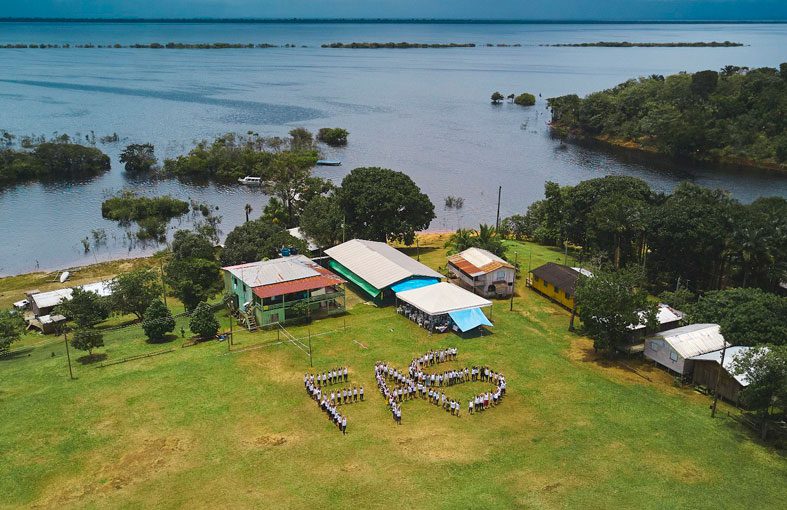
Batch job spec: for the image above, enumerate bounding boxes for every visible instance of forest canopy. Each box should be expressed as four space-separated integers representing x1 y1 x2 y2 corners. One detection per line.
547 64 787 170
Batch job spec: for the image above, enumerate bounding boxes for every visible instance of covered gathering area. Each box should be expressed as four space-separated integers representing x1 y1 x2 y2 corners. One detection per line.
395 282 493 334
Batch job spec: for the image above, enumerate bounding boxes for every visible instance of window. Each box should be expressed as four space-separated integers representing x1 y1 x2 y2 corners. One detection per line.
650 340 660 351
233 277 237 290
565 291 571 299
496 270 507 281
669 350 678 362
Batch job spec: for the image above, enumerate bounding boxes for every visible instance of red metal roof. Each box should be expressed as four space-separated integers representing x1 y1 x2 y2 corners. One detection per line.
252 273 344 299
448 253 513 277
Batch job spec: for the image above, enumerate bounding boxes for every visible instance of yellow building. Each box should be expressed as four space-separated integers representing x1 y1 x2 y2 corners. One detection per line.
528 262 589 310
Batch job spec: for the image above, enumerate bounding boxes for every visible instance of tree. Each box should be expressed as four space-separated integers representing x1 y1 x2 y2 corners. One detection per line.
445 228 476 254
475 224 505 256
0 310 24 354
299 194 344 248
647 183 734 291
55 287 110 328
690 69 719 98
731 345 787 427
110 268 162 320
491 91 504 104
119 143 157 173
685 288 787 346
189 301 220 339
316 128 349 147
171 230 216 261
337 167 435 245
220 219 307 266
244 203 253 223
142 299 176 342
514 92 536 106
164 256 221 312
574 267 657 355
71 328 104 356
263 150 319 226
289 128 314 151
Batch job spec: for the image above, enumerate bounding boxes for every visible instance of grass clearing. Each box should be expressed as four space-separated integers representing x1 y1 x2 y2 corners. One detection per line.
0 238 785 509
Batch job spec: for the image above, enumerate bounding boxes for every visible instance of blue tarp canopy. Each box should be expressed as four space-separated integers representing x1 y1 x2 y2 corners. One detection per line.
448 307 493 332
390 277 440 294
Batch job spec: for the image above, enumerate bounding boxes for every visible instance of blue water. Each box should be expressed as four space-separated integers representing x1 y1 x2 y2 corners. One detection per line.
0 22 786 275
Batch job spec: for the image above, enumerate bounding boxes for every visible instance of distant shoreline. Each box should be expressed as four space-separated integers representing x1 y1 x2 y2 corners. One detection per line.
1 18 786 24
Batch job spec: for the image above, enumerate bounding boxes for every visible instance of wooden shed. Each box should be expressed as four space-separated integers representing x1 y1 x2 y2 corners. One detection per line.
447 247 515 298
690 346 752 405
644 324 728 377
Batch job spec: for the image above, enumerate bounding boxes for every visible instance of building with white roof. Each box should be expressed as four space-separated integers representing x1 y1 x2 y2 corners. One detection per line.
644 323 728 376
26 280 113 316
395 282 493 334
324 239 442 299
690 346 753 405
447 247 515 298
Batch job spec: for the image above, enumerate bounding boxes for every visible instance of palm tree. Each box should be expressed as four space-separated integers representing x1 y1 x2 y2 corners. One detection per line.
244 203 252 223
445 228 477 254
476 224 505 256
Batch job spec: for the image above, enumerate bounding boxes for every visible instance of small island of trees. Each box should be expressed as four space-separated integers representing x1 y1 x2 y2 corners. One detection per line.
0 139 110 186
547 64 787 170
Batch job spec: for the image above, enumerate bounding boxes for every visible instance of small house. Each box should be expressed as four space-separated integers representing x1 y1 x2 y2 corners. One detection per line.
26 280 114 317
644 324 728 377
528 262 591 309
223 255 345 329
623 304 684 350
447 247 515 298
324 239 443 300
690 346 752 405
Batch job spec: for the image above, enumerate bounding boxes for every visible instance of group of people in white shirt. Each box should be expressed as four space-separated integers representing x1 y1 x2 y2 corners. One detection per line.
311 367 349 387
304 372 349 434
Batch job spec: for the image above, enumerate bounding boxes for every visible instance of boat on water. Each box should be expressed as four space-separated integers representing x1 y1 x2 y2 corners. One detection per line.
238 176 262 186
59 271 70 283
316 160 342 166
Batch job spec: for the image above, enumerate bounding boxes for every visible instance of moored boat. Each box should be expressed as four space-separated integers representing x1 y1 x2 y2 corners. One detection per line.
316 160 342 166
238 176 262 185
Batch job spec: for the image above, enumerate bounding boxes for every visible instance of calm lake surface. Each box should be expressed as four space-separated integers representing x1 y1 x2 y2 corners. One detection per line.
1 22 786 276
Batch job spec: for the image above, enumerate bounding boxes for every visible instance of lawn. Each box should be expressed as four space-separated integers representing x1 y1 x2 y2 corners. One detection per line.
0 236 784 509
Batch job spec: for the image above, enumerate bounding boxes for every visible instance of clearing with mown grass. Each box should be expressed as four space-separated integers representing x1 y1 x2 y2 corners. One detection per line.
1 237 784 509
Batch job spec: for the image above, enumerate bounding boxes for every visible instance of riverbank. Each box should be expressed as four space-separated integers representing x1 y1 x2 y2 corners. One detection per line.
550 122 787 175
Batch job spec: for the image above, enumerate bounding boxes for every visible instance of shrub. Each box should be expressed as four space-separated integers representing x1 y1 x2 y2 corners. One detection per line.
142 299 176 342
514 92 536 106
317 128 349 147
189 301 220 339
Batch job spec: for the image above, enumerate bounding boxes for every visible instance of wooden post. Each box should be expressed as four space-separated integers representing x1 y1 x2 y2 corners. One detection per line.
228 314 232 352
510 252 518 311
63 328 74 380
495 185 502 231
308 329 313 368
711 342 728 418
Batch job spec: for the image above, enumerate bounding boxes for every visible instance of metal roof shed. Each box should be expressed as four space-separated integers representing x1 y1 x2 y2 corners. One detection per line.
325 239 442 293
644 323 728 376
395 282 491 315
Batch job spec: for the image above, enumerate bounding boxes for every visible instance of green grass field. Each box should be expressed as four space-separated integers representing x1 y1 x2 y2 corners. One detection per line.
1 236 784 509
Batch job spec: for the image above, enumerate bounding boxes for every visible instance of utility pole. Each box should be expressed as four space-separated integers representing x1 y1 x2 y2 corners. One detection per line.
160 260 168 308
228 314 232 352
63 328 74 380
416 236 420 261
495 185 502 231
510 252 518 311
711 342 728 418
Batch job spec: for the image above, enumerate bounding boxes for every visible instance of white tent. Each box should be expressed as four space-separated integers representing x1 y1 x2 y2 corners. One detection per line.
395 282 491 315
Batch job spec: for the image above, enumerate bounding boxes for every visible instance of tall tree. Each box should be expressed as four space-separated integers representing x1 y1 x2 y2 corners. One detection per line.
0 310 24 354
70 328 104 356
55 287 110 328
220 219 307 266
110 268 162 320
685 288 787 346
263 150 319 227
731 345 787 434
574 267 657 355
142 299 176 342
337 167 435 245
189 301 220 339
299 194 344 248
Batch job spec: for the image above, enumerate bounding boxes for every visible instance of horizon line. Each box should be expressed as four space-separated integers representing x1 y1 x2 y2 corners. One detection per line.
1 17 786 24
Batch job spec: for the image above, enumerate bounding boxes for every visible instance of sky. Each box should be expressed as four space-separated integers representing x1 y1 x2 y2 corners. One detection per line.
1 1 785 21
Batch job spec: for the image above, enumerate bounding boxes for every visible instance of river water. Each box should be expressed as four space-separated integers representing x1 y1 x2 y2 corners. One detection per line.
0 22 786 276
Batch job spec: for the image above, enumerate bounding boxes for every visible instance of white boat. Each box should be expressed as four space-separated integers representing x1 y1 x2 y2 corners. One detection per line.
59 271 70 283
316 160 341 166
238 176 262 186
